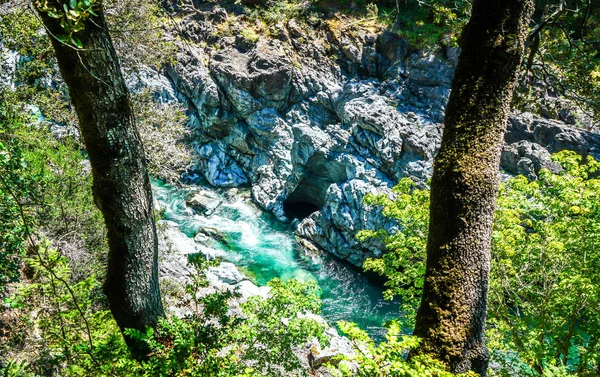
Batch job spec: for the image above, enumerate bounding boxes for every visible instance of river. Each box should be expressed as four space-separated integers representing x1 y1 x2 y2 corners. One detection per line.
153 180 400 339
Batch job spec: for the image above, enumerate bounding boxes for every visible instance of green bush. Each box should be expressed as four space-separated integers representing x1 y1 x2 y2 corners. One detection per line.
358 151 600 376
2 252 329 376
329 321 476 377
247 0 313 25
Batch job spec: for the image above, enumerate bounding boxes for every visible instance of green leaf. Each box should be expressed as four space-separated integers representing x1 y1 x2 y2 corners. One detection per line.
55 34 69 44
69 0 77 9
67 9 80 21
59 17 70 30
72 20 84 32
71 36 83 49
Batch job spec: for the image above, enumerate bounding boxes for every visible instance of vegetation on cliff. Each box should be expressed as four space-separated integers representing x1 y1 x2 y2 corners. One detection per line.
1 0 599 376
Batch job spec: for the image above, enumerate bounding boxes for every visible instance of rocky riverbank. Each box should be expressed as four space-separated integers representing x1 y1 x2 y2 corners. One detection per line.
157 217 356 377
134 3 600 268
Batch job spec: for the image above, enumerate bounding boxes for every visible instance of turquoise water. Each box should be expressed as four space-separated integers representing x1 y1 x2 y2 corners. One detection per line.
153 180 400 339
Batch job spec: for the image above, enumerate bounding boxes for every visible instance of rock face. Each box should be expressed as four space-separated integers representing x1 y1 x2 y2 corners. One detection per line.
0 47 17 89
145 6 600 267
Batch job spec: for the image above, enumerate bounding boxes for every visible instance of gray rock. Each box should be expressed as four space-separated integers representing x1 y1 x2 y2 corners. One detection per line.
195 227 231 249
206 262 246 285
158 221 223 286
309 327 356 369
501 140 563 179
210 41 293 115
506 112 600 161
233 279 270 301
126 66 178 103
158 221 262 304
186 189 222 215
195 144 249 187
155 15 600 270
0 47 18 89
193 232 210 245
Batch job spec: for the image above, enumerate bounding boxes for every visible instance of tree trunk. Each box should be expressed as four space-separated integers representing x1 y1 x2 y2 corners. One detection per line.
36 2 164 355
412 0 534 375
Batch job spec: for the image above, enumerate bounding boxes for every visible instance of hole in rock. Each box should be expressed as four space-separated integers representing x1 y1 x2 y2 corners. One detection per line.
283 179 326 221
283 153 350 221
283 201 320 221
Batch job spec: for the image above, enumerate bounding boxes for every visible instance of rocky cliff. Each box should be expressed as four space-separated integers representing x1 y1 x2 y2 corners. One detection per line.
138 4 600 267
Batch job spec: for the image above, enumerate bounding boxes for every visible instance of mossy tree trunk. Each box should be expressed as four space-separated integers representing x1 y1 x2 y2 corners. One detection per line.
412 0 534 375
36 2 164 356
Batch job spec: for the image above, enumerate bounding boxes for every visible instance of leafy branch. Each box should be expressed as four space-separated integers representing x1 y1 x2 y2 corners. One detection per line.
34 0 99 48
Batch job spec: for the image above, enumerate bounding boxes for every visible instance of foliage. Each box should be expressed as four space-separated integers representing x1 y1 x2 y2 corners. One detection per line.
0 105 38 292
109 274 328 377
357 178 429 327
6 241 117 376
240 27 261 44
0 241 327 377
329 320 477 377
247 0 313 26
36 0 173 67
3 99 105 261
244 0 468 49
359 152 600 376
104 0 177 70
8 0 173 74
0 10 74 126
0 360 33 377
1 252 328 376
35 0 99 48
1 3 186 184
0 52 106 365
488 151 600 376
132 90 192 183
392 0 470 48
512 0 600 125
0 91 103 289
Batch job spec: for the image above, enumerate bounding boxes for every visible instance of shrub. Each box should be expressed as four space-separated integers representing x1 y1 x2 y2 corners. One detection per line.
358 151 600 375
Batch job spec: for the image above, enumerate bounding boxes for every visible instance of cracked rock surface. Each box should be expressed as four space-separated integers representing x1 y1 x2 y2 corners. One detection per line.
136 6 600 267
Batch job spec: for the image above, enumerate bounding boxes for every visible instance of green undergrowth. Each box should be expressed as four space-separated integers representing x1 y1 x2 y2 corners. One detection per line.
358 151 600 376
0 233 467 376
240 0 467 49
330 321 477 377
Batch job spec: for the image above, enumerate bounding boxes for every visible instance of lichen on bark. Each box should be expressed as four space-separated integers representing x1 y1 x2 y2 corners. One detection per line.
411 0 535 375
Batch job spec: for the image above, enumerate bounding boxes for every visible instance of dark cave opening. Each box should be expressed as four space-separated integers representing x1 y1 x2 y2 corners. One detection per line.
283 178 327 221
283 200 320 221
283 152 351 221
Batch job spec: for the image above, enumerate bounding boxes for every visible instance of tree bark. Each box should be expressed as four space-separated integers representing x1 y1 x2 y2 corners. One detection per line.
36 2 164 355
412 0 534 375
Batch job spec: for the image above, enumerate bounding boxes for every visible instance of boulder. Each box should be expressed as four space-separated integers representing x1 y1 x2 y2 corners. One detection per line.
206 262 246 285
195 227 231 249
186 189 222 215
506 112 600 160
501 140 563 179
309 327 356 369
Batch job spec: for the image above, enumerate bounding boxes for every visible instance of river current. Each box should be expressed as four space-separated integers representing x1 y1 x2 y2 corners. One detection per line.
153 180 399 339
